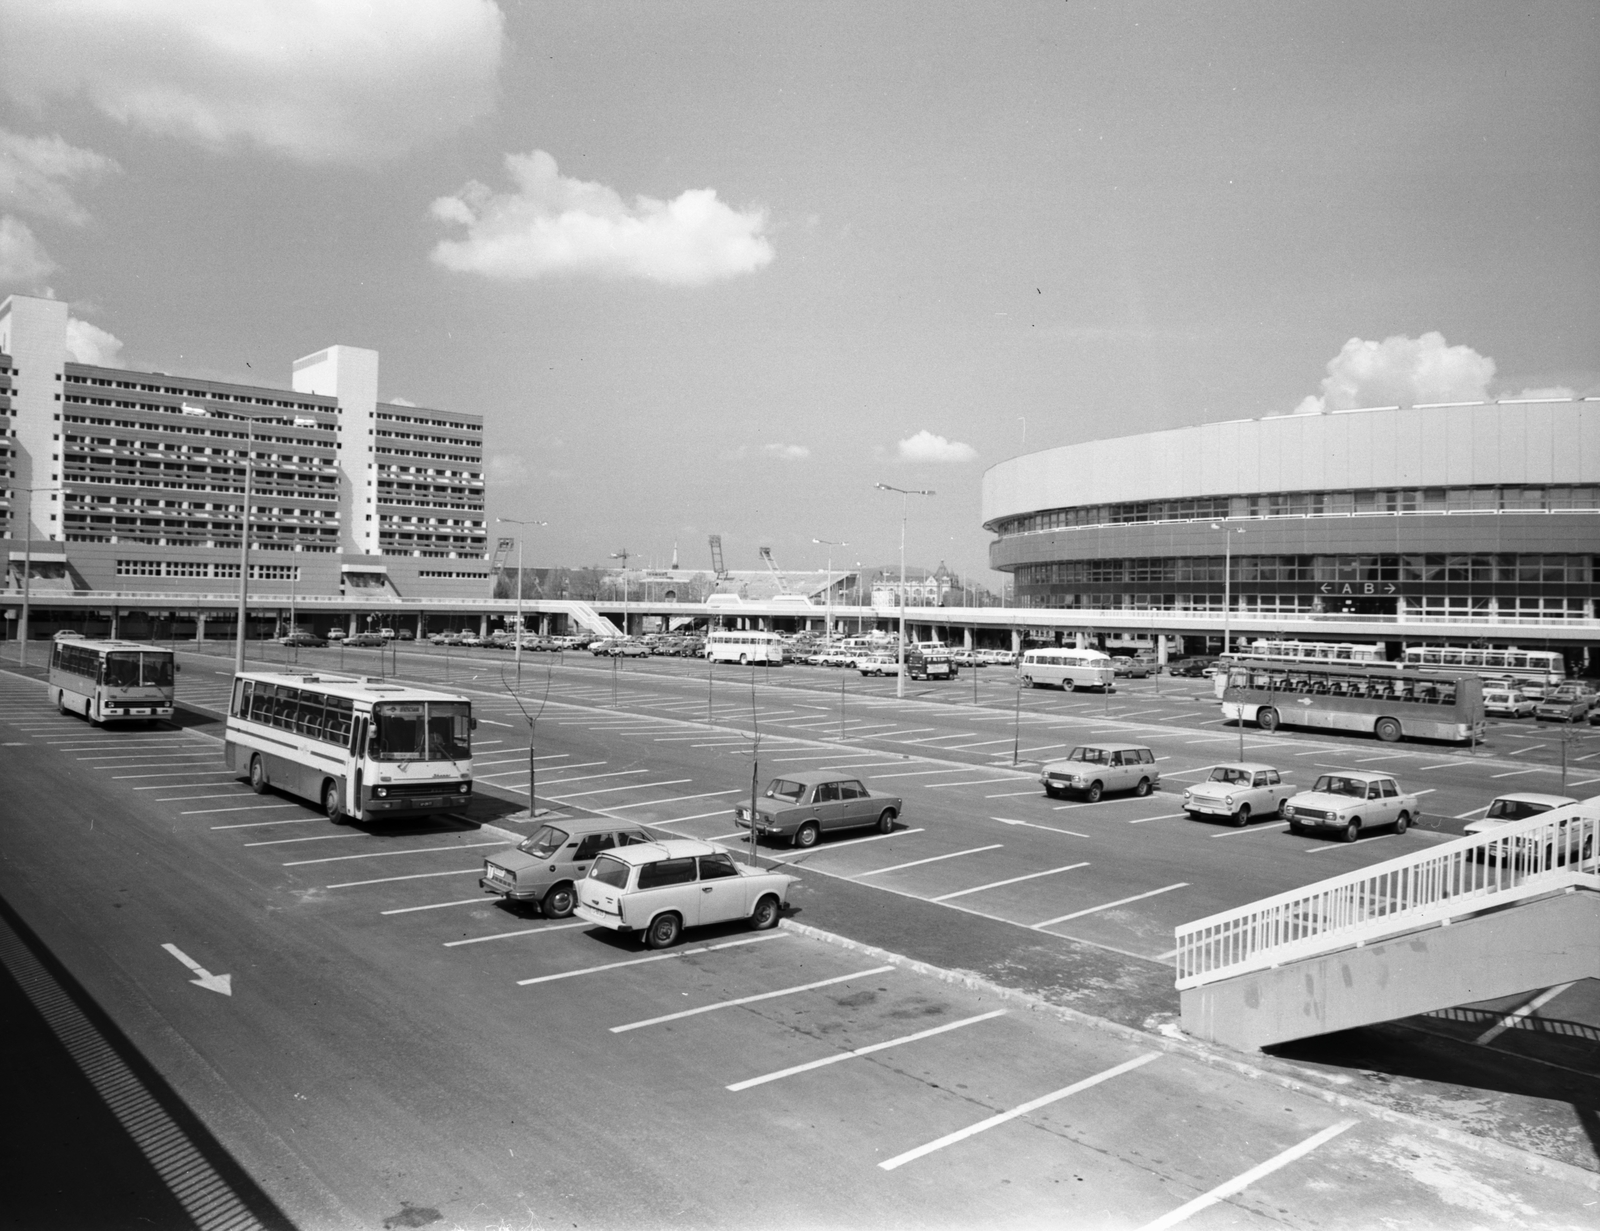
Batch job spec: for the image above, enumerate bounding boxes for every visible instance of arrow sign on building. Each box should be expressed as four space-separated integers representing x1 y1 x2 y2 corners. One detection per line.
161 943 233 996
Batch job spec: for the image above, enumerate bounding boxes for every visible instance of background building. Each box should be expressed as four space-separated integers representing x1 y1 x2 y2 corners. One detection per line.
982 399 1599 657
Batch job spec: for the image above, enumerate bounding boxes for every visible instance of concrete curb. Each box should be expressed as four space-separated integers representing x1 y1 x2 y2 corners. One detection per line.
778 918 1600 1193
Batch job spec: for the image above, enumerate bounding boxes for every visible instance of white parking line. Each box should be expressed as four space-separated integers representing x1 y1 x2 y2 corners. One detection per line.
380 897 487 915
516 932 788 986
1033 883 1188 928
1490 768 1542 778
984 789 1040 798
925 778 1026 789
1209 822 1290 837
767 829 926 860
601 789 743 812
932 862 1088 902
992 817 1090 838
1134 1120 1358 1231
856 846 1002 877
180 803 299 816
548 778 691 800
114 769 237 780
878 1052 1162 1171
1127 812 1187 825
726 1009 1006 1091
536 769 648 787
443 922 587 947
154 792 253 802
1453 805 1491 819
940 738 1017 751
211 817 321 830
327 868 482 889
285 840 503 867
647 808 737 826
611 965 896 1034
870 768 970 780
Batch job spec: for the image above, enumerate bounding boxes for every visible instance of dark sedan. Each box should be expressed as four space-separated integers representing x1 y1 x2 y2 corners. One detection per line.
280 631 327 648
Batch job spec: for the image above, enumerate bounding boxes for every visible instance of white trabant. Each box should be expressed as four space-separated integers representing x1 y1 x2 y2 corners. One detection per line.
1181 763 1295 827
1281 771 1421 843
574 838 797 949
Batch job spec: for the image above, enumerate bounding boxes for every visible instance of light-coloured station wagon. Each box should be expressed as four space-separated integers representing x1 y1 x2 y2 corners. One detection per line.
1039 743 1159 802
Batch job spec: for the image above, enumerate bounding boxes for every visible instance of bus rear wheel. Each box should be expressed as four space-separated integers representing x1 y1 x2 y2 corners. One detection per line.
1374 717 1402 743
1256 707 1279 732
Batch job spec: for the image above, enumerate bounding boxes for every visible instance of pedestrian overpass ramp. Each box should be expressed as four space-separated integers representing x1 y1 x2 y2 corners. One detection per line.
550 601 622 637
1174 799 1599 1052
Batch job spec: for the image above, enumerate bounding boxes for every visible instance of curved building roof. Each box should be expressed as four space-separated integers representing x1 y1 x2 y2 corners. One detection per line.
981 399 1600 528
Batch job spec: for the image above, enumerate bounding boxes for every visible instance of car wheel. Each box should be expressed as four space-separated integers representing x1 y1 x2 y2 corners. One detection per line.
1343 818 1360 843
876 808 898 835
1021 675 1035 688
750 895 781 931
1134 777 1151 798
323 779 344 823
738 654 748 665
1374 717 1402 743
1272 799 1286 820
542 883 576 919
1394 811 1409 836
1085 781 1103 803
645 912 682 949
249 755 268 795
793 822 820 849
57 693 68 716
1232 803 1251 828
1256 707 1279 732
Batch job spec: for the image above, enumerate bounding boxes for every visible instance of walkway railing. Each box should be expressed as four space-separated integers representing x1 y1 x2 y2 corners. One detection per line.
1174 798 1600 990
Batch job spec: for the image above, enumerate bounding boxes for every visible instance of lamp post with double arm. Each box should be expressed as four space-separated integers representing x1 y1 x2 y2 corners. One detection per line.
498 517 547 684
812 537 847 643
875 483 935 699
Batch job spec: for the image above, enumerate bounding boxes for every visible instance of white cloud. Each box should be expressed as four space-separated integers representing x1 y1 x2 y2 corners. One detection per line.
0 0 504 165
65 315 124 366
0 129 120 226
0 215 56 285
429 150 775 286
389 396 417 407
1291 332 1496 414
897 430 976 464
1506 385 1576 401
763 443 810 461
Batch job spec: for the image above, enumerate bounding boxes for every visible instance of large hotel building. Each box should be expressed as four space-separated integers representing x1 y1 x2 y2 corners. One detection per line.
1 294 489 638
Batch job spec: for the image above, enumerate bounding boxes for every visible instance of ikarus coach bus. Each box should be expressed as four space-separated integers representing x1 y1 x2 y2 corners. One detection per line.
226 671 476 823
49 639 177 724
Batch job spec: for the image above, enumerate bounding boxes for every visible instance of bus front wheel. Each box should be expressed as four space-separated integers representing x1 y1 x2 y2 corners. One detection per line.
323 779 344 823
1256 707 1279 732
1374 717 1402 743
249 755 268 794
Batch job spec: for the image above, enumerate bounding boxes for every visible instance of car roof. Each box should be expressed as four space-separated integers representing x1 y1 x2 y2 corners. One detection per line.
530 815 649 836
1067 742 1152 753
1489 792 1579 807
1205 762 1279 773
595 838 722 865
1311 770 1393 782
766 769 868 785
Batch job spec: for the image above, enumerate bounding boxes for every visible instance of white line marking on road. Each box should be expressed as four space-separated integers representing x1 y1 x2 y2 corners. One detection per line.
327 868 481 889
879 1052 1162 1170
444 922 587 946
1210 822 1290 837
984 789 1041 798
767 829 926 861
647 808 735 826
1490 768 1542 778
211 817 321 830
180 803 299 816
538 769 648 786
870 768 971 780
1304 834 1399 853
611 965 897 1034
992 817 1090 837
516 932 788 985
114 769 237 779
286 840 503 867
380 897 486 915
244 832 362 847
1475 982 1574 1045
600 788 742 811
940 738 1017 751
1507 744 1545 756
856 846 1002 877
925 778 1026 789
1127 812 1187 825
727 1009 1006 1091
1134 1120 1358 1231
549 778 691 800
155 792 252 802
1034 883 1189 927
932 862 1088 902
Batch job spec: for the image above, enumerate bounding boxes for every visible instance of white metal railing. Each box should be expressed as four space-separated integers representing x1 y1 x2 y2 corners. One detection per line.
1174 798 1600 990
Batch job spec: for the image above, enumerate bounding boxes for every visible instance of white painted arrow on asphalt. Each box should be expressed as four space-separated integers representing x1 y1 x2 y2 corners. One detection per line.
161 943 233 995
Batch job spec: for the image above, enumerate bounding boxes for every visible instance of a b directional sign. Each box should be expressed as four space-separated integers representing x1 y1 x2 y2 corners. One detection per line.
1318 582 1398 596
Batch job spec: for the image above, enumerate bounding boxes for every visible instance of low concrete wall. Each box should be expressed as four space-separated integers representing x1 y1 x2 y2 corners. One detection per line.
1180 887 1599 1052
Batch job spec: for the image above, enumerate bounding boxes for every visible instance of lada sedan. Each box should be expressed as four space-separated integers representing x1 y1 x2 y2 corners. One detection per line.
1282 772 1420 842
1040 744 1159 802
480 817 654 917
733 771 903 848
1182 763 1295 827
574 839 798 948
1534 683 1597 723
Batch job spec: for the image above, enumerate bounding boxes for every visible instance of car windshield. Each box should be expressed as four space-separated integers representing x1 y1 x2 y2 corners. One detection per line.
764 779 806 802
588 855 631 888
1311 775 1369 798
1066 747 1107 764
371 701 472 762
518 825 570 857
1485 798 1555 822
1208 767 1252 785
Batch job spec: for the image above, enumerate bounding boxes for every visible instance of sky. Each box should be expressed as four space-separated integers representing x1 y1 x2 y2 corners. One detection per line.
1 1 1596 588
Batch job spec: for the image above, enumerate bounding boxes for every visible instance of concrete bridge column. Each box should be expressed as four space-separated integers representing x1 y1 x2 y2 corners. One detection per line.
195 613 206 642
110 610 120 639
348 612 358 636
963 626 973 650
479 614 489 638
1011 627 1022 654
1156 635 1169 670
1075 630 1088 649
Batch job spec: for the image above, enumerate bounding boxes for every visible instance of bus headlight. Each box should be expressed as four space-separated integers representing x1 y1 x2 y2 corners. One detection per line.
375 787 389 798
458 783 470 794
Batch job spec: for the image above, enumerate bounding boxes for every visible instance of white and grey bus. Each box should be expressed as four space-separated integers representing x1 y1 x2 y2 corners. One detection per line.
705 630 784 665
1398 645 1565 689
49 639 176 724
1017 647 1116 691
226 671 475 823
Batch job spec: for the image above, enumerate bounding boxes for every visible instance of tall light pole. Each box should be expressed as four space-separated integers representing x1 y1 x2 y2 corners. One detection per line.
1210 522 1246 657
875 483 934 698
610 549 630 637
498 517 546 683
812 537 847 643
233 413 263 675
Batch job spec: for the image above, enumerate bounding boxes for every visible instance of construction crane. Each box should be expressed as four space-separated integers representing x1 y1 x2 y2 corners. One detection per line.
708 535 728 580
758 546 791 594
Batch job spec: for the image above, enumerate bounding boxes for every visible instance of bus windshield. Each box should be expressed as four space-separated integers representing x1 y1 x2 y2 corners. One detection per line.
103 652 174 689
372 701 472 762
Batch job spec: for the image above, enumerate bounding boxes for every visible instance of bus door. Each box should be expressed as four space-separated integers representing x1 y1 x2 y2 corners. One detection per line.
350 711 370 814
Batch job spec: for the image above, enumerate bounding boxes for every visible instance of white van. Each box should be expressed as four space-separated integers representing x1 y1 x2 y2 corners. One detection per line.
1018 648 1115 691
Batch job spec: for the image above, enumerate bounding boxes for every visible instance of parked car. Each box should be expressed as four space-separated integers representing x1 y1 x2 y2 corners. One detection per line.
951 649 979 668
906 645 957 680
1040 744 1159 802
1182 763 1295 826
396 629 415 641
589 638 618 656
343 632 386 647
481 818 655 917
53 630 87 642
857 654 900 677
1111 656 1151 679
378 627 396 640
1464 793 1590 867
732 771 903 848
574 839 798 948
430 632 463 646
612 640 650 657
326 628 346 642
1168 656 1218 678
457 633 484 648
1282 772 1420 842
1482 685 1536 718
279 630 327 648
979 649 1017 667
1534 683 1597 723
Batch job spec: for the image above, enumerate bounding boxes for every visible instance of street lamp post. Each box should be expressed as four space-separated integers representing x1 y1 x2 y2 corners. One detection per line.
812 538 848 643
1211 521 1247 758
610 549 630 637
875 483 935 699
498 517 547 684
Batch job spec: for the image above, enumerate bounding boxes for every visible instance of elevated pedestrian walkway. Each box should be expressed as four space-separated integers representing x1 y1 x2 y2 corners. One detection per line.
548 600 622 637
1175 798 1600 1051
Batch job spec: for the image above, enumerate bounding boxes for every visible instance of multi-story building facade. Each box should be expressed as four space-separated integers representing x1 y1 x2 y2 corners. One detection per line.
982 399 1600 658
1 294 489 634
